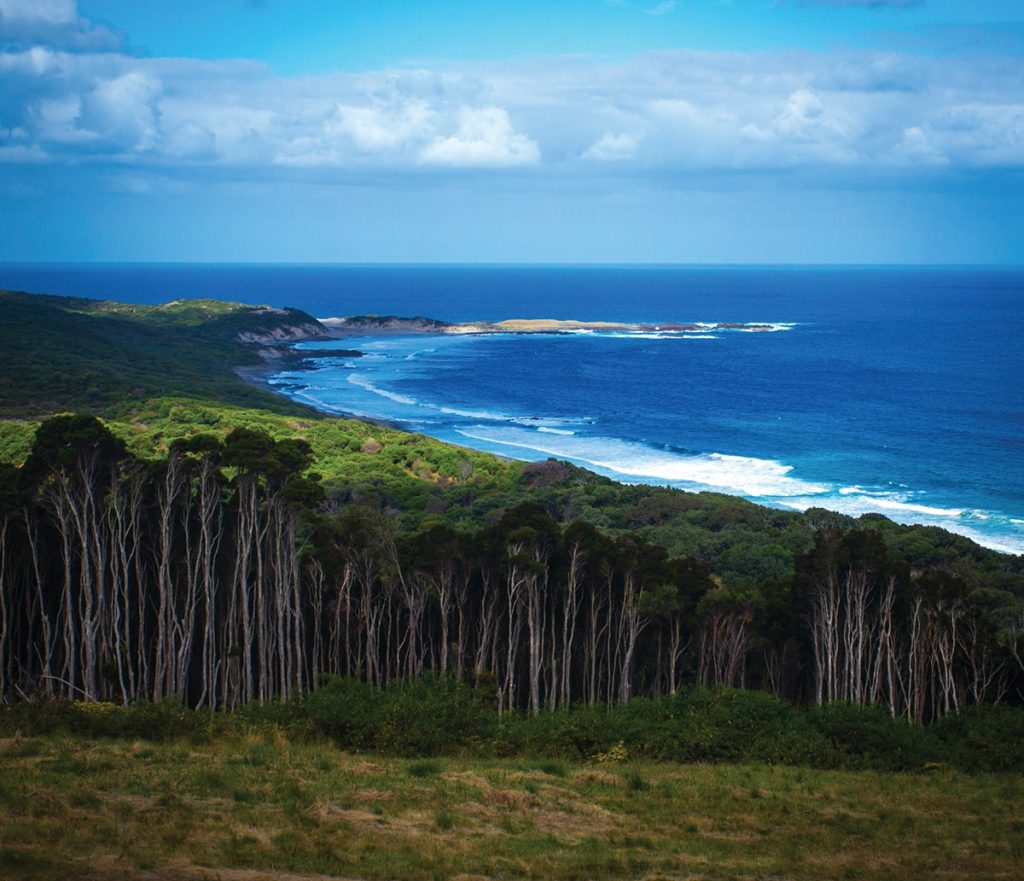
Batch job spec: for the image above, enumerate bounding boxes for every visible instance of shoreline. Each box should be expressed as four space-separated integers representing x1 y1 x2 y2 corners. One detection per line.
234 363 406 431
236 333 1022 558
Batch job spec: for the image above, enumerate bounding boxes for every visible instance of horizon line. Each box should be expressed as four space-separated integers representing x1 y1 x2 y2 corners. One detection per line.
2 261 1023 270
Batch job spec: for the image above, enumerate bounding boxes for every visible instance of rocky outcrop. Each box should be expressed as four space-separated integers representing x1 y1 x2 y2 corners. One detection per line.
236 321 328 344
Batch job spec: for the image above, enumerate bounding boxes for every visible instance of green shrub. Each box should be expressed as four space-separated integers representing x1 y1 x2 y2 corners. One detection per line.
929 705 1024 772
0 699 222 742
806 702 938 771
304 673 497 756
235 697 314 739
668 687 836 767
4 684 1022 774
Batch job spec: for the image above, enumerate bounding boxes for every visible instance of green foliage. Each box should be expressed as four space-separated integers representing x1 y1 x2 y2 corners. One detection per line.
0 290 314 418
3 687 1023 773
929 705 1024 772
0 420 34 464
490 687 1011 771
0 699 223 742
303 674 498 756
805 702 937 771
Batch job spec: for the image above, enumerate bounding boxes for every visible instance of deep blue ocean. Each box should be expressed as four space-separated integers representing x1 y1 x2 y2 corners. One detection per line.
4 264 1022 554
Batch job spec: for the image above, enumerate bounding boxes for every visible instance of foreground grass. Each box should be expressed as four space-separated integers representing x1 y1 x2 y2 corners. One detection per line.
0 734 1021 880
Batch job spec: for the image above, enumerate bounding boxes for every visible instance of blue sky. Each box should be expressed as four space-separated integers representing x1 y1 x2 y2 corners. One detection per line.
1 0 1022 263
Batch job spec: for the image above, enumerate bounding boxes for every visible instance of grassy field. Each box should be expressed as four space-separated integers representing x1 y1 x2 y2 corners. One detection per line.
1 733 1020 881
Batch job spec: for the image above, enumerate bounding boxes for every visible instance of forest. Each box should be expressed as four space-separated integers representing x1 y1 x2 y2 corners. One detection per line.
2 412 1022 729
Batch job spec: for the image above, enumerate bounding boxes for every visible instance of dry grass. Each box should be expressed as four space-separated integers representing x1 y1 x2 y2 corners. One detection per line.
0 733 1021 880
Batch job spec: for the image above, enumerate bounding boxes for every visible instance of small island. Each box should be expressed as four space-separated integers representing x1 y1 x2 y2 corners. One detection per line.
319 315 790 336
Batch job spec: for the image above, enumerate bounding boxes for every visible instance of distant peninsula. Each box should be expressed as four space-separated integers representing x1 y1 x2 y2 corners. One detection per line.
319 315 790 335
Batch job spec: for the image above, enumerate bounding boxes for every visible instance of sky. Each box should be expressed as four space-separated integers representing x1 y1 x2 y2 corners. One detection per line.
1 0 1022 263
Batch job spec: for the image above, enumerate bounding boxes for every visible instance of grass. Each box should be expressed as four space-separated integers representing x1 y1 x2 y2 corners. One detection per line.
0 733 1020 880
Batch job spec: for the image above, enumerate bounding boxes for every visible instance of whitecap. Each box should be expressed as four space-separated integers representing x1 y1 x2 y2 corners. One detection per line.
435 404 589 428
839 485 902 498
454 426 828 498
784 494 963 519
405 348 436 360
600 332 720 340
777 494 1024 553
347 374 419 406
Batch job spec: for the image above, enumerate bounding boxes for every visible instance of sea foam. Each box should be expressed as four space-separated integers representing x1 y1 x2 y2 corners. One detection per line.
347 374 419 406
455 426 828 498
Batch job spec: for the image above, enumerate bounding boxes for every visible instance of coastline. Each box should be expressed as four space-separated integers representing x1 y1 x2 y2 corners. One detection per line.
234 363 406 431
241 329 1023 557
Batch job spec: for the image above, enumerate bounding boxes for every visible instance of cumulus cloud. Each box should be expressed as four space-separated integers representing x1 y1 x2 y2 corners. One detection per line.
0 3 1021 180
0 0 122 51
419 107 539 167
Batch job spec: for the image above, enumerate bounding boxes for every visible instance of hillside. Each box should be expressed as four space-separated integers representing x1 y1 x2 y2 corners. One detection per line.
0 290 327 417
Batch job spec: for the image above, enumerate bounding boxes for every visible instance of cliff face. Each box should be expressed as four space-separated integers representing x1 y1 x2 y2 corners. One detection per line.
223 306 329 345
235 320 328 344
320 315 451 335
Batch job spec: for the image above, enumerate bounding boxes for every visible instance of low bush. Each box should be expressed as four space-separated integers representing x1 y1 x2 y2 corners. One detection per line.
0 699 223 742
303 673 497 756
805 701 938 771
3 682 1022 774
929 704 1024 772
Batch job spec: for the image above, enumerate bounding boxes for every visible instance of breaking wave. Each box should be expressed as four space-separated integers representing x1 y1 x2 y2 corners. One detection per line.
454 426 827 498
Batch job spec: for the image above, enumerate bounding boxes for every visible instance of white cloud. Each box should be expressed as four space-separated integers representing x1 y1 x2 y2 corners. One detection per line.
892 125 947 166
419 107 539 167
0 0 121 50
583 131 641 161
273 99 438 166
0 13 1022 181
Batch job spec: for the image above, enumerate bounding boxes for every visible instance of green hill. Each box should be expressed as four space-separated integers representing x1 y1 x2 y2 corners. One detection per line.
0 290 324 417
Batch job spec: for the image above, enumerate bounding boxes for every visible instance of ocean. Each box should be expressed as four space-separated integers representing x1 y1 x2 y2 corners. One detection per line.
3 264 1022 554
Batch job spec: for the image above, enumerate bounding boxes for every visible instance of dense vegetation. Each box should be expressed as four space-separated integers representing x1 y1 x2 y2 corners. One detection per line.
2 412 1022 728
0 290 321 416
4 682 1023 774
1 290 1022 742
